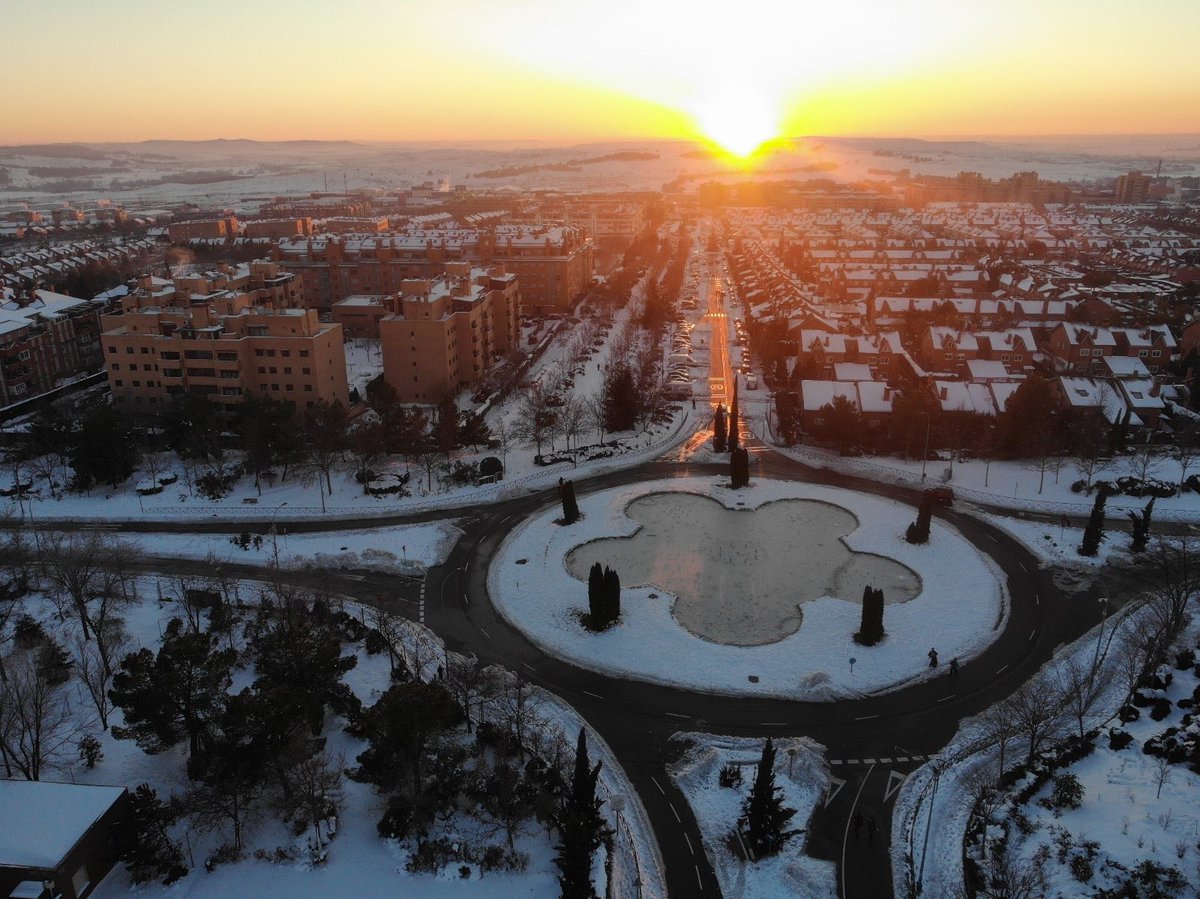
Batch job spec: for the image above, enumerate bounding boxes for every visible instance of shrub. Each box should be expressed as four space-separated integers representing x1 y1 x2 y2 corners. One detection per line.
719 762 743 788
1176 649 1196 670
376 795 414 840
405 837 463 874
78 734 103 769
1108 729 1134 751
1118 704 1141 723
1069 853 1094 883
1149 697 1173 721
1049 773 1084 811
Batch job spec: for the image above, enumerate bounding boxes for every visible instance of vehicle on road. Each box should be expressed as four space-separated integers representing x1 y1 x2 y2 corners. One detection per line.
924 486 955 506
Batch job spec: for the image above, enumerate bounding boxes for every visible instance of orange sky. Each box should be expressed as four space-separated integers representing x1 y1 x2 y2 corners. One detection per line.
2 0 1198 151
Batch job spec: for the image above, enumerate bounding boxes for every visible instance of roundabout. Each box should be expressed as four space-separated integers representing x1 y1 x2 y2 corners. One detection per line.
488 476 1007 700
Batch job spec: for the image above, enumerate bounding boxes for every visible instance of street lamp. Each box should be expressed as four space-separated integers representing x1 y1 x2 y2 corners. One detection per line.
920 412 932 480
915 762 942 896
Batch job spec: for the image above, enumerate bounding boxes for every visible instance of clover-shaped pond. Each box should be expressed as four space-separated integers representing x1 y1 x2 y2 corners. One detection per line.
565 492 920 646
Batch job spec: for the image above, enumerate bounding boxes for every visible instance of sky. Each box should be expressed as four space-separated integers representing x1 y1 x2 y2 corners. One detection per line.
2 0 1198 153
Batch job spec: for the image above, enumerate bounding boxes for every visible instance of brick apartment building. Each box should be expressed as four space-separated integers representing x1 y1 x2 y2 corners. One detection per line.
377 263 520 403
276 224 592 314
101 301 347 412
167 216 239 242
121 261 303 312
0 287 109 407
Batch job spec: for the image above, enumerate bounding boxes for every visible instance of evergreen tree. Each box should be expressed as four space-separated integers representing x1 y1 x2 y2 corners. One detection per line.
120 783 188 885
855 586 885 645
1079 490 1107 556
602 567 621 626
906 496 932 544
587 562 604 624
713 405 728 452
1128 497 1154 553
70 404 139 489
1109 408 1131 454
554 729 608 899
109 617 236 757
731 446 750 488
729 377 741 454
602 364 638 433
740 737 798 858
560 479 581 524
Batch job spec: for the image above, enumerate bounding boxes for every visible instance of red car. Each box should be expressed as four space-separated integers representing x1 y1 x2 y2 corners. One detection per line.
924 486 955 507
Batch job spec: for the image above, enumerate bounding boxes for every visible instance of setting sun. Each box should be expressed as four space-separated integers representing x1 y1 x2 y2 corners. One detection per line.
693 89 781 158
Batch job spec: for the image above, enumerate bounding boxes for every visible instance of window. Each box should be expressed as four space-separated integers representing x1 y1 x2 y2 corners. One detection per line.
126 347 134 354
108 346 116 354
286 383 294 391
283 367 291 375
217 352 238 361
269 366 277 374
111 363 120 371
300 349 309 358
1151 349 1162 358
257 366 266 374
304 384 313 392
1138 350 1148 358
255 349 265 357
140 347 149 355
16 349 30 361
163 368 182 378
184 349 213 360
302 367 310 375
114 379 123 387
271 383 280 391
161 351 180 360
281 350 291 358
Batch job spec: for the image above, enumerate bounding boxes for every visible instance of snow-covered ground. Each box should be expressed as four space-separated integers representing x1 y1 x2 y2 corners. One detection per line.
4 575 665 899
131 519 462 576
489 476 1006 700
889 601 1163 897
669 733 837 899
775 444 1200 523
343 337 385 396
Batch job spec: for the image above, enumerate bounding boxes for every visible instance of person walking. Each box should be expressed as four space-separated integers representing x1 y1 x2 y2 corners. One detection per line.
949 657 959 677
867 817 877 844
852 811 863 839
928 647 939 668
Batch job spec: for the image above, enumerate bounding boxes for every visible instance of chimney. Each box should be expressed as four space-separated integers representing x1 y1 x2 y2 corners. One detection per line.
940 386 948 400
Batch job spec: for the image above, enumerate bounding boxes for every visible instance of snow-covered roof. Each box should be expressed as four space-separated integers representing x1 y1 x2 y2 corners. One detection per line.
1100 356 1151 378
833 363 873 381
0 780 126 869
965 359 1012 381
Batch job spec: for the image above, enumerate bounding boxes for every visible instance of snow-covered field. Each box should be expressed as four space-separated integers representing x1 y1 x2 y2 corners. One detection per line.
669 733 837 899
489 476 1006 700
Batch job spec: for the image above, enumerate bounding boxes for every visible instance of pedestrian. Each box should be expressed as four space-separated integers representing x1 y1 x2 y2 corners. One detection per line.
949 657 959 677
867 817 877 844
852 811 863 839
928 647 939 668
691 399 696 409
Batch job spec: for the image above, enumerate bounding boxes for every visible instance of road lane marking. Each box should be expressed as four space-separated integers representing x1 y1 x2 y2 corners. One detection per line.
665 711 690 719
884 769 909 803
1029 628 1036 641
995 664 1009 675
581 690 604 701
855 714 879 721
695 866 704 891
862 758 876 764
521 662 536 673
651 776 666 794
937 694 956 703
760 721 787 726
684 833 695 855
841 762 877 899
845 759 859 765
669 802 681 823
478 626 491 639
824 777 846 807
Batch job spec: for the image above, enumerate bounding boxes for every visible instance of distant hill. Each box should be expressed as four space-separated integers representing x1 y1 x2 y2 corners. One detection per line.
0 143 108 160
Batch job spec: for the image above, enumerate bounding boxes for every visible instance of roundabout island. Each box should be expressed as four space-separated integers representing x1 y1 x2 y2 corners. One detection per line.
488 476 1008 700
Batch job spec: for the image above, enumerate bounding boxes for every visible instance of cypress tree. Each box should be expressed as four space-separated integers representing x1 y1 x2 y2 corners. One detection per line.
729 377 741 454
741 737 798 858
561 479 581 524
587 562 604 624
1128 497 1154 553
731 446 750 488
555 729 608 899
906 496 932 544
855 586 885 645
713 405 727 452
1080 490 1107 556
602 567 621 627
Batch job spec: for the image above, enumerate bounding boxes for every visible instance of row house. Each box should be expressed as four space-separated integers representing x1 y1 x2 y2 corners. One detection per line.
798 380 894 434
1046 323 1175 375
794 330 903 380
919 327 1036 375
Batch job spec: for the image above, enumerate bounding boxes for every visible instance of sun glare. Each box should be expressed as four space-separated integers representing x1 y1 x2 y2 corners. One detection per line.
693 89 781 159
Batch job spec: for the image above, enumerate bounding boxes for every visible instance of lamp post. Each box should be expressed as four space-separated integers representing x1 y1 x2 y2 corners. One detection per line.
270 501 288 568
915 762 942 895
920 412 932 480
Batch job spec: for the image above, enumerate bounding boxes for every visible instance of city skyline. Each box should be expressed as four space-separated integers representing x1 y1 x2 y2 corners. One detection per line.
4 0 1199 154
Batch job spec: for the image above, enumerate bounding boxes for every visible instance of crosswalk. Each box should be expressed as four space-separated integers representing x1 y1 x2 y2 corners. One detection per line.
829 754 931 767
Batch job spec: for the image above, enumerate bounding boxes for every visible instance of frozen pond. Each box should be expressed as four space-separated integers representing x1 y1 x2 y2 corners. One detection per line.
566 492 920 645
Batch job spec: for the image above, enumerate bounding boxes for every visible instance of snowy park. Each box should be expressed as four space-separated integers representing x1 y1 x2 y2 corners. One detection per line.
490 477 1007 699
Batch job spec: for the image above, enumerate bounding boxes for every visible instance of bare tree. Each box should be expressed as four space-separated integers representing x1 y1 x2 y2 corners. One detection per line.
558 396 587 461
974 841 1048 899
1126 444 1161 484
1153 756 1172 799
1004 678 1065 764
73 628 127 730
491 416 513 469
41 532 140 677
1054 647 1112 739
445 652 498 733
512 383 557 458
284 750 344 850
1139 537 1199 646
584 391 607 444
0 649 88 780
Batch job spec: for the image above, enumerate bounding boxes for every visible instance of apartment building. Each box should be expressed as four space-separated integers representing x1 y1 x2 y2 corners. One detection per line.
0 288 108 407
121 261 303 312
276 224 591 314
101 300 348 412
379 263 519 403
167 217 238 242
